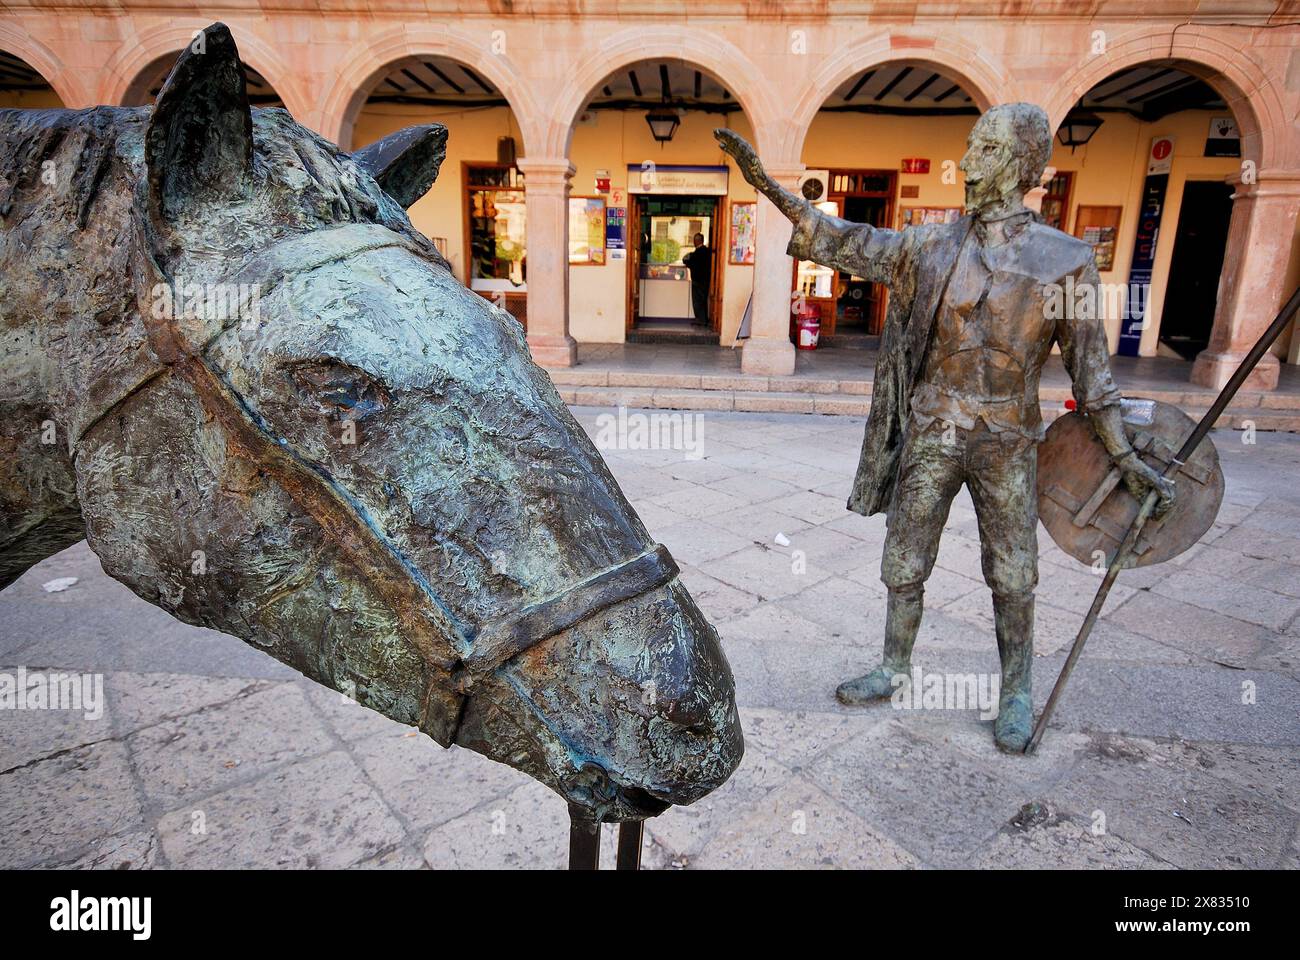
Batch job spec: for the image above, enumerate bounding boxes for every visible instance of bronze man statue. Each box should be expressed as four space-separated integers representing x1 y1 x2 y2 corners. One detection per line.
716 104 1175 751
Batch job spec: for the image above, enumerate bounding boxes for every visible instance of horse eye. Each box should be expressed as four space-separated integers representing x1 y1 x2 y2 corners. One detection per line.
286 360 390 417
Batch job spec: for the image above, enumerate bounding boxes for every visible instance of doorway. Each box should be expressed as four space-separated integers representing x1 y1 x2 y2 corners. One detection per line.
790 169 895 343
626 194 722 340
1159 181 1234 360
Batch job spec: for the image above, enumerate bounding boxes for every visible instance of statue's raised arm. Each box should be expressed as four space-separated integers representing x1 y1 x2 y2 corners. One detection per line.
714 129 809 223
714 128 906 288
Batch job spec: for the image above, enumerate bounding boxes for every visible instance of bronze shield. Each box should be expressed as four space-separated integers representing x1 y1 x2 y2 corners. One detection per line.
1037 398 1224 568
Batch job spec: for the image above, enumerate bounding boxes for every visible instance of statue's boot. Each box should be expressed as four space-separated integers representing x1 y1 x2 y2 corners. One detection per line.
836 584 923 705
993 591 1034 753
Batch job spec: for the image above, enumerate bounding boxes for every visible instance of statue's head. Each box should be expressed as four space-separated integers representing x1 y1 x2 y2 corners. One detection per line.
959 102 1052 215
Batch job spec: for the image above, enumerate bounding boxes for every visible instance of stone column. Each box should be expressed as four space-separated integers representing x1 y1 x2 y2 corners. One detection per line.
741 165 804 378
1191 173 1300 392
516 157 577 368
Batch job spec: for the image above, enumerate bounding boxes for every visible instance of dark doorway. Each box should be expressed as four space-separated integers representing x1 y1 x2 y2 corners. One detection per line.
1159 181 1233 360
834 195 889 335
626 194 722 344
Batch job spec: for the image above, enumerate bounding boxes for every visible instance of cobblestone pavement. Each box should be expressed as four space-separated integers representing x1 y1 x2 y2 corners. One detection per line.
2 409 1297 870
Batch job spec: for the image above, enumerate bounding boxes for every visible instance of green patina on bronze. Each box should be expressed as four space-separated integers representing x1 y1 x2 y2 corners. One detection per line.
717 106 1175 752
0 23 742 822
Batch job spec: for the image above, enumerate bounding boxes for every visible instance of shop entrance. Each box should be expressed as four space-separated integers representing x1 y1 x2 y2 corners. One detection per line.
791 170 895 343
626 194 723 339
1159 181 1234 360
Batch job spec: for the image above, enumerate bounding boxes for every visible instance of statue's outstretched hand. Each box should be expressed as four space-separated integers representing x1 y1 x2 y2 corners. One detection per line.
714 128 807 223
714 129 762 184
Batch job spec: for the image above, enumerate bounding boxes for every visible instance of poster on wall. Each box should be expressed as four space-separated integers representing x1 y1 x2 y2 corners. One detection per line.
729 201 756 264
1120 137 1174 356
900 206 962 227
568 196 606 265
1073 205 1122 272
606 206 626 260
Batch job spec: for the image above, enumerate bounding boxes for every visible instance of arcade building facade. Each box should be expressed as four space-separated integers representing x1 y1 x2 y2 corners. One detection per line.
2 2 1298 390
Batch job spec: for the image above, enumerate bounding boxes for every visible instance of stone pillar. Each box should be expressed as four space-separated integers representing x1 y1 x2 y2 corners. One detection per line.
516 157 577 368
741 165 804 378
1191 173 1300 392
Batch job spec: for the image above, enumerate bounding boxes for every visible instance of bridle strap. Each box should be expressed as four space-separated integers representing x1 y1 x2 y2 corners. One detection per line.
457 544 679 692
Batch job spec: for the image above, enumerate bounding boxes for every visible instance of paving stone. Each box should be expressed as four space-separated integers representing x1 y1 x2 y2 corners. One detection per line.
691 777 920 869
129 683 335 803
705 471 802 505
706 503 813 541
1151 739 1300 815
1148 567 1300 631
351 730 525 832
1213 525 1300 565
108 672 275 737
422 779 593 870
1042 734 1295 869
1102 590 1273 666
705 543 831 600
808 719 1041 867
769 489 851 526
775 575 887 642
44 830 161 870
661 456 741 486
674 563 762 622
158 750 406 869
654 519 755 566
355 843 430 869
649 484 748 520
739 706 874 773
625 497 681 535
972 813 1175 869
720 632 866 712
0 741 142 868
646 740 793 861
0 670 112 769
1041 660 1300 746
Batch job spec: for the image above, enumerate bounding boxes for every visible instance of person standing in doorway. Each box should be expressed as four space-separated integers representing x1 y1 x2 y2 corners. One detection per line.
683 232 713 326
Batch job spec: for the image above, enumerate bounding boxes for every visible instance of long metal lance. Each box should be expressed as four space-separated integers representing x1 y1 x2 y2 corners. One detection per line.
1026 285 1300 754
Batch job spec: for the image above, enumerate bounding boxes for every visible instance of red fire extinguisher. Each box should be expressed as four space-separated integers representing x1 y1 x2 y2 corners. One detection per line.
796 305 820 351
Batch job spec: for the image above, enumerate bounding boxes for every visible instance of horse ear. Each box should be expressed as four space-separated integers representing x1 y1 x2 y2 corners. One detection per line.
144 22 252 222
352 124 448 209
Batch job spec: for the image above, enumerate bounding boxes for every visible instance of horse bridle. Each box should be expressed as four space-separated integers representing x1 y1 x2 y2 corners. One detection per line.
111 220 680 742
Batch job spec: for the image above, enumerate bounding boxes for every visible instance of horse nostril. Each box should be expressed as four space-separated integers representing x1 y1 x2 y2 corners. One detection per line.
660 697 709 730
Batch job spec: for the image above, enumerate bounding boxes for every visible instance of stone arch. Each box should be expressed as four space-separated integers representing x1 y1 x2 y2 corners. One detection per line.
546 26 780 160
783 32 1014 163
318 25 540 152
0 22 87 107
1044 24 1284 170
100 22 307 119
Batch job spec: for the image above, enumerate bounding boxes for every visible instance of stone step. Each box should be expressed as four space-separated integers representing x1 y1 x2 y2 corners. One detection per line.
554 382 1300 431
549 366 1300 411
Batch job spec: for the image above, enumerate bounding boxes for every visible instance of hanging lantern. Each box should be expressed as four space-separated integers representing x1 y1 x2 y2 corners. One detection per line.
645 109 680 144
1056 110 1104 152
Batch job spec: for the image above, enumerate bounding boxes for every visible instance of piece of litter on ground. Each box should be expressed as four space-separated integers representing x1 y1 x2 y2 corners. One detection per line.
41 577 78 593
773 532 791 547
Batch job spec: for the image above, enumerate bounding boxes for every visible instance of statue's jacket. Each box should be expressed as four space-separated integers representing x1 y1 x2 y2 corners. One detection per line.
788 207 1122 517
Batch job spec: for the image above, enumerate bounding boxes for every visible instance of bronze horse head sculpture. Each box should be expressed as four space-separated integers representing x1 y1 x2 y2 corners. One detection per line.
0 24 742 823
